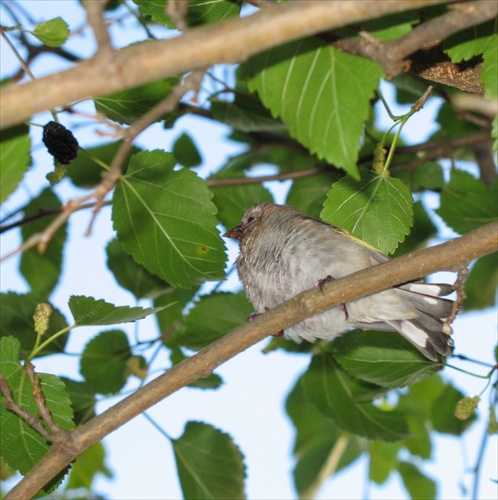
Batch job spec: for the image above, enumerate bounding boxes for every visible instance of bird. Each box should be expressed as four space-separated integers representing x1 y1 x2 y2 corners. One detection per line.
223 202 455 361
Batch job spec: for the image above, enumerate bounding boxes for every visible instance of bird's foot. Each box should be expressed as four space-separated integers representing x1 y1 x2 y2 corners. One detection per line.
315 275 349 320
248 308 284 337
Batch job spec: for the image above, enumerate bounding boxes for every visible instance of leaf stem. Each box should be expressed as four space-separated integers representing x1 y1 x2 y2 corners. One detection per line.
28 325 74 361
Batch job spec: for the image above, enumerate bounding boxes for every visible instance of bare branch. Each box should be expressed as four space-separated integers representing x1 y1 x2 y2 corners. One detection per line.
6 220 498 499
0 0 457 130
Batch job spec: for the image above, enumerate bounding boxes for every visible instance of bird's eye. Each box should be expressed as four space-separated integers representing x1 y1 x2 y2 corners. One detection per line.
247 216 255 223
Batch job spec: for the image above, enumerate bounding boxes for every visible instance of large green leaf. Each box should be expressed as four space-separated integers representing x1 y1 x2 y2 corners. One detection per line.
0 292 68 357
112 150 226 288
0 337 74 477
436 170 497 234
241 39 383 177
80 330 131 394
301 354 410 441
174 292 253 351
133 0 240 27
0 124 30 204
106 238 168 300
321 169 413 254
68 295 164 326
20 188 67 298
334 331 442 388
172 421 246 500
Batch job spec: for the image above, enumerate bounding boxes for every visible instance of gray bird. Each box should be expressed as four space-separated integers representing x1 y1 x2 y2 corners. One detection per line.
224 202 455 361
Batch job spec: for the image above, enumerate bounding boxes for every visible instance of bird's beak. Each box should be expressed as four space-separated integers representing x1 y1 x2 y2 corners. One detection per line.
223 225 242 240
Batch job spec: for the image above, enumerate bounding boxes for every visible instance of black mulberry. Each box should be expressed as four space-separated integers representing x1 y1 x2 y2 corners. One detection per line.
42 121 79 164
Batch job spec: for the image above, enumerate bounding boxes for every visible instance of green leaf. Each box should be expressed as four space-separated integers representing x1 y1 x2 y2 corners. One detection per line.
133 0 240 27
80 330 131 394
321 170 413 254
334 331 442 388
436 170 497 234
0 337 74 477
95 78 180 125
175 292 253 351
286 172 341 219
0 292 68 357
369 440 400 484
392 162 444 192
0 124 30 204
393 201 437 257
210 98 287 133
112 150 226 288
430 383 477 435
59 377 97 425
68 295 164 326
403 413 432 459
172 132 202 168
32 17 69 47
66 442 112 491
398 461 437 500
211 174 273 230
20 188 67 298
154 287 198 341
444 21 496 63
481 34 498 100
66 143 141 188
172 421 246 500
463 253 498 310
286 377 362 497
398 374 446 418
301 354 410 441
241 39 383 177
106 238 168 300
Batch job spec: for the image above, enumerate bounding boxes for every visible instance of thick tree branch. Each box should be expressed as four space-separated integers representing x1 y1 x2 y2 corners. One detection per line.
6 220 497 500
0 0 456 130
331 0 497 91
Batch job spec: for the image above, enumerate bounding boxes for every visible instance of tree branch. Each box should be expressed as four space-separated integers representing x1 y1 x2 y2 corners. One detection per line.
6 220 498 499
0 0 456 130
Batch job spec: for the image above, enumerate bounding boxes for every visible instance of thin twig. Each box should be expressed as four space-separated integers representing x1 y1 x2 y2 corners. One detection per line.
0 373 51 440
83 0 113 53
25 363 62 435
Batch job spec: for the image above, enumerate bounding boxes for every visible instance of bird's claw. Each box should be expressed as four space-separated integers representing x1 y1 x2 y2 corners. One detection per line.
316 275 349 320
247 309 284 337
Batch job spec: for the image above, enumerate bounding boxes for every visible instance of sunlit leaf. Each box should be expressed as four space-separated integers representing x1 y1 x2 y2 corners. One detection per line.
32 17 69 47
321 169 413 254
241 39 383 177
